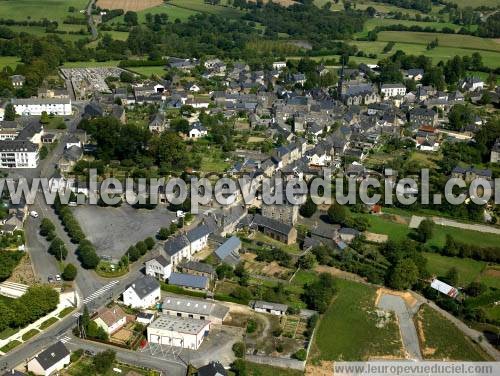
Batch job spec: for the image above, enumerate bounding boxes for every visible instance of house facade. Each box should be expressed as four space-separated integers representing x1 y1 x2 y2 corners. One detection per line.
27 341 70 376
0 140 39 168
123 276 161 309
12 98 72 116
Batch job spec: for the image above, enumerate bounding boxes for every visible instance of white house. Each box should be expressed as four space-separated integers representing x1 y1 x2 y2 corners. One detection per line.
147 315 210 350
252 301 288 316
94 306 127 335
381 84 406 98
189 84 201 92
145 255 172 281
27 341 70 376
188 123 208 139
405 69 424 81
272 61 287 70
10 75 25 88
186 224 211 254
123 276 161 309
12 98 72 116
430 278 459 298
0 140 39 168
0 107 4 121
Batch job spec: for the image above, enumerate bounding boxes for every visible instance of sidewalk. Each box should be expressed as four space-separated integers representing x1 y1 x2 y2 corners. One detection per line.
0 290 79 353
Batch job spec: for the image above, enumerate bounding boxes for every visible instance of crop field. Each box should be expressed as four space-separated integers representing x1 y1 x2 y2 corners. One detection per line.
416 304 490 361
169 0 243 18
96 0 163 12
313 279 403 361
0 0 88 22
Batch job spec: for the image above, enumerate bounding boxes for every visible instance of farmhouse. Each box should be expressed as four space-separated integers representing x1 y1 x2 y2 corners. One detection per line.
179 260 215 280
251 214 297 245
252 300 288 316
147 315 210 350
12 98 72 116
162 295 229 324
123 276 161 309
27 341 70 376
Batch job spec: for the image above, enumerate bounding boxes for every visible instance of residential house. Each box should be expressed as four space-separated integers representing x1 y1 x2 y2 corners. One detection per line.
58 146 83 173
0 140 39 168
27 341 70 376
261 202 299 226
460 76 484 92
409 107 438 127
451 166 492 183
164 235 191 266
186 224 211 254
12 98 72 116
94 306 128 335
179 260 215 280
188 123 208 139
197 361 228 376
145 255 172 281
10 75 25 88
123 276 161 309
136 312 155 325
381 84 406 98
272 62 287 70
404 69 424 81
149 113 167 133
338 227 360 243
490 139 500 163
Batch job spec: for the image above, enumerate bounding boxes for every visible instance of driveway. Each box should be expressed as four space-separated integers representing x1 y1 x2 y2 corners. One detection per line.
72 204 176 260
377 294 422 360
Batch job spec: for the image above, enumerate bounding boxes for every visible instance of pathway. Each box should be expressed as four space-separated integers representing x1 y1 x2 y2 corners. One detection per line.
409 215 500 234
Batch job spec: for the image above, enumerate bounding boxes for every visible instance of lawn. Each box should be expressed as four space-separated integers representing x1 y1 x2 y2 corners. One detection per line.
426 224 500 249
477 265 500 290
0 56 20 70
424 252 486 286
58 306 76 319
22 328 40 341
127 66 166 77
0 340 21 353
313 279 403 361
241 362 303 376
354 213 411 242
0 0 88 22
416 304 490 361
66 356 160 376
39 316 59 330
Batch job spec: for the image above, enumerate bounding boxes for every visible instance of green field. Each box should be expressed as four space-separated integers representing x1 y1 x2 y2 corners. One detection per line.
127 66 166 77
0 0 88 22
356 18 465 39
417 304 490 361
0 56 20 70
447 0 500 7
313 279 403 361
424 252 486 285
169 0 243 18
61 60 121 68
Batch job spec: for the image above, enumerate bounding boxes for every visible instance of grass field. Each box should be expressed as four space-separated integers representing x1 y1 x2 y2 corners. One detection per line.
0 0 88 22
0 56 20 70
447 0 499 7
313 279 403 361
356 18 465 39
127 66 166 77
61 60 121 68
416 304 490 361
424 252 486 286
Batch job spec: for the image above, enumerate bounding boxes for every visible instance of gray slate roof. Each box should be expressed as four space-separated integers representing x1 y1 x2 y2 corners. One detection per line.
180 260 214 275
168 272 208 289
253 300 288 312
252 214 293 236
214 236 241 262
164 235 190 256
33 341 69 370
127 275 160 299
198 361 228 376
186 224 211 243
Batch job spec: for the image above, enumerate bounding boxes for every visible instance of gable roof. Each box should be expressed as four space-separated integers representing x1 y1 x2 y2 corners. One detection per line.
253 300 288 312
127 276 160 299
198 361 228 376
164 235 190 256
148 255 170 268
179 260 214 274
214 236 241 261
33 341 69 370
96 306 127 327
168 272 208 289
252 214 294 236
186 224 211 243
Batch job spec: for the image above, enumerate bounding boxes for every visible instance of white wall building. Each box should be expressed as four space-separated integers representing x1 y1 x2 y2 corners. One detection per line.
145 255 172 280
123 276 161 309
147 315 210 350
12 98 72 116
252 301 288 316
27 341 70 376
381 84 406 98
0 140 39 168
272 61 287 70
0 107 4 121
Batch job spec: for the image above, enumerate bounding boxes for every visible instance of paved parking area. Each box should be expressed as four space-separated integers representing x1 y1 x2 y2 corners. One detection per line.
377 294 422 360
72 204 176 259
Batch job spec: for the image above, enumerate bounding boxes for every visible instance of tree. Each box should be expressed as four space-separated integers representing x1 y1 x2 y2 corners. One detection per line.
327 202 349 225
39 218 55 237
302 273 336 313
40 111 50 124
464 281 486 297
136 241 147 256
232 342 245 358
4 103 15 121
387 259 419 290
127 245 140 262
39 145 48 160
144 237 155 250
157 227 170 240
231 359 247 376
49 237 68 260
448 104 474 131
120 71 135 83
415 218 433 243
297 253 316 269
299 196 317 218
124 11 138 26
444 267 459 286
93 350 116 374
62 263 77 281
216 264 234 280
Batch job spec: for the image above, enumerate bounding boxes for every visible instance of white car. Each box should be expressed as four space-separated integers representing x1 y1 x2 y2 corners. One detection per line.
30 211 39 218
55 274 61 281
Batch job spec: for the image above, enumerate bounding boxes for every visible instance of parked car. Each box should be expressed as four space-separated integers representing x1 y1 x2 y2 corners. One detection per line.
30 211 39 218
48 276 54 283
55 274 61 281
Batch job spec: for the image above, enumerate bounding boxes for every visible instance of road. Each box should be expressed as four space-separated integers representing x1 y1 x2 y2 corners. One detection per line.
86 0 98 40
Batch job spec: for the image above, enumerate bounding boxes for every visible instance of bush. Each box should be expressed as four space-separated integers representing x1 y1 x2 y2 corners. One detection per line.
136 241 147 256
293 348 307 361
232 341 245 358
246 319 257 334
144 237 155 250
48 237 68 260
39 218 55 237
157 228 170 240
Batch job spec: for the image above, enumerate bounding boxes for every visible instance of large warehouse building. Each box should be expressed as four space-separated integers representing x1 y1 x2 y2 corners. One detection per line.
147 315 210 350
162 295 229 325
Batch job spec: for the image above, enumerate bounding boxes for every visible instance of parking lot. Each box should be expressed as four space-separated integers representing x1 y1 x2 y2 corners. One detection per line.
72 204 176 260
